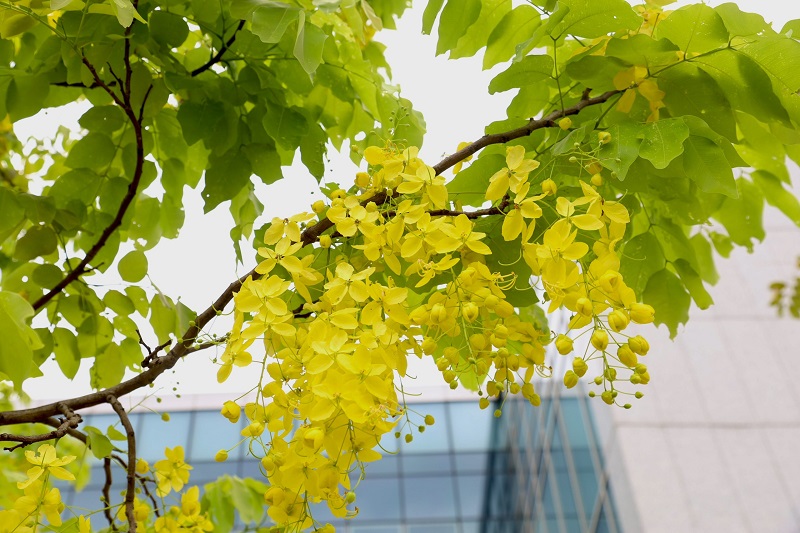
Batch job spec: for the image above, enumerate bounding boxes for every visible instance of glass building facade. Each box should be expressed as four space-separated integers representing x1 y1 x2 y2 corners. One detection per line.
60 389 619 533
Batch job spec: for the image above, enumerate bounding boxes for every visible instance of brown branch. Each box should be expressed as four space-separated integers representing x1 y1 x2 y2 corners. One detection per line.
0 403 81 452
431 89 622 176
137 329 172 368
108 395 137 533
191 20 246 77
102 457 119 532
51 81 114 89
33 56 147 311
0 88 618 428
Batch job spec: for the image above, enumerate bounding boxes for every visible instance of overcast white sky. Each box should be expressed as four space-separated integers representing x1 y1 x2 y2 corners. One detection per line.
17 0 800 402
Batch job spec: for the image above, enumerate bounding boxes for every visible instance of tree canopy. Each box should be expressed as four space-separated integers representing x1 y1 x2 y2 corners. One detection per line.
1 0 800 530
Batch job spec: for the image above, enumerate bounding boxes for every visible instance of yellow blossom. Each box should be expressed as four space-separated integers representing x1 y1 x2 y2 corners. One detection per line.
154 446 192 496
17 444 75 489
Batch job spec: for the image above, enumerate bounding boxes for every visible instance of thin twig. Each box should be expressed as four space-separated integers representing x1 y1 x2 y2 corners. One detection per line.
102 457 118 532
191 20 246 76
108 395 137 533
33 56 147 311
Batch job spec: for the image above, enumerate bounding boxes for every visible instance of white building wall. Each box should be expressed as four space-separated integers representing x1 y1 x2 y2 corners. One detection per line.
595 190 800 532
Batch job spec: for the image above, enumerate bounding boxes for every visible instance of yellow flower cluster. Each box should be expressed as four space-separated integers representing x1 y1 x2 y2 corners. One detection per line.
220 143 656 530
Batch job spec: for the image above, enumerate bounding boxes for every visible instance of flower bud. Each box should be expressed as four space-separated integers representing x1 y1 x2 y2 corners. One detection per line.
542 178 557 196
215 450 229 462
576 297 593 317
563 370 579 389
312 200 326 213
355 172 371 188
558 117 573 130
630 303 655 324
591 173 603 187
617 344 637 368
608 309 630 332
555 334 574 355
319 235 332 248
598 131 612 144
573 357 588 377
303 428 324 451
221 401 241 423
495 300 514 318
135 458 149 474
241 421 264 437
479 397 490 409
601 390 614 405
424 415 435 425
590 329 609 351
461 302 479 322
628 335 650 355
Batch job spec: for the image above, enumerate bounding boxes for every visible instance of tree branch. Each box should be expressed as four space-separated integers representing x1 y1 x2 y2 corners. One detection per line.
108 395 137 533
191 20 246 77
33 56 147 311
102 457 119 532
0 403 81 451
0 88 618 428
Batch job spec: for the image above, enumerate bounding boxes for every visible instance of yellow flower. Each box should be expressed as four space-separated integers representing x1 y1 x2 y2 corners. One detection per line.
486 145 540 201
396 164 448 208
502 183 544 241
439 214 492 255
154 446 192 496
17 444 75 489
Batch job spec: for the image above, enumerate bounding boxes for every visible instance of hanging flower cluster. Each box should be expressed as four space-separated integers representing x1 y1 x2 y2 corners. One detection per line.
216 142 656 530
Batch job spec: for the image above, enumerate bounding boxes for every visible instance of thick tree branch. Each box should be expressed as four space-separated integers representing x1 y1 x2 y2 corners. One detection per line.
108 395 137 533
191 20 246 77
0 88 617 428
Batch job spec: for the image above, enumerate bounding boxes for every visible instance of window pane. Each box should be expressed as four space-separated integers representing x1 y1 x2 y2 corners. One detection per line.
137 412 192 461
189 411 243 461
449 403 491 452
354 477 401 521
402 476 457 520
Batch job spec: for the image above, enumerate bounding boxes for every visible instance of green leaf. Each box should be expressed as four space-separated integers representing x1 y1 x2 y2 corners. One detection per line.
6 74 49 121
204 478 235 533
674 259 713 310
449 0 510 60
300 123 326 180
249 3 300 43
0 291 42 387
654 4 728 54
203 148 253 212
692 50 790 125
643 268 690 338
604 33 679 68
712 178 765 251
294 13 328 74
14 226 57 261
48 169 103 208
79 105 126 133
149 10 190 48
421 0 445 35
619 232 665 297
118 250 148 282
85 426 114 459
637 118 689 170
752 170 800 226
436 0 481 55
150 294 176 344
125 286 150 316
177 101 225 147
230 477 264 524
0 188 24 240
104 290 135 315
547 0 640 39
483 5 541 69
489 54 553 94
597 122 641 180
65 132 116 171
564 55 628 92
106 425 127 441
715 3 771 37
659 64 737 141
446 154 505 207
689 234 719 285
53 327 81 380
263 102 308 150
681 135 737 197
32 264 62 289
